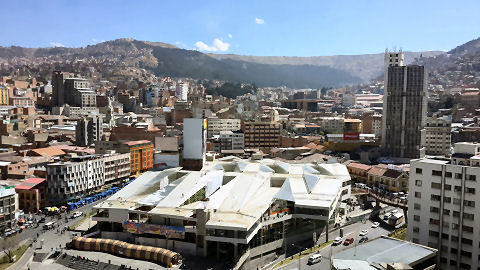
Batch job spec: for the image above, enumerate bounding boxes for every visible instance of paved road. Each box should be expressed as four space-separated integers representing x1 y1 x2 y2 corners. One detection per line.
277 208 401 270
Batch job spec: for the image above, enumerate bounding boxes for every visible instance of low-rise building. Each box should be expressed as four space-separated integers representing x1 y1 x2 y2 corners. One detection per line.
92 157 350 268
367 164 409 193
96 140 154 175
15 177 46 213
347 162 372 183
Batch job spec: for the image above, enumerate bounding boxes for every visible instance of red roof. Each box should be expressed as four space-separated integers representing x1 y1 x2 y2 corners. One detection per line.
15 178 45 190
123 140 152 146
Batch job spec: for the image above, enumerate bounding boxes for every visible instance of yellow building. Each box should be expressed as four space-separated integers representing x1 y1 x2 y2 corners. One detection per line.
0 86 9 105
367 164 409 193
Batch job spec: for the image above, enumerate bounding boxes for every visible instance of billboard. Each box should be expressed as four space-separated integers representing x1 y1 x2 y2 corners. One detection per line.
123 221 185 239
343 132 360 141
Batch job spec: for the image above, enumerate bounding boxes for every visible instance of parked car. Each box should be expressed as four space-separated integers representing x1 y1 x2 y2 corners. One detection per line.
333 237 343 246
383 213 391 220
307 254 322 265
372 222 380 228
391 209 399 214
359 230 368 236
343 237 354 245
359 237 369 243
38 217 45 223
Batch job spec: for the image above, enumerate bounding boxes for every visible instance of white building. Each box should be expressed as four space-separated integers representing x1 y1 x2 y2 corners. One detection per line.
46 155 105 204
425 117 451 156
206 118 242 138
176 82 189 101
92 157 350 269
183 118 206 170
408 142 480 269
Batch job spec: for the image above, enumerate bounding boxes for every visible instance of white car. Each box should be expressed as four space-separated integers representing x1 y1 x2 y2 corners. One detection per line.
371 222 380 228
391 209 399 214
359 230 368 236
333 237 343 246
71 211 83 219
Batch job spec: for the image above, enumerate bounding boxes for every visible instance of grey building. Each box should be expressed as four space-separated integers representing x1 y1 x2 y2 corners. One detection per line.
425 117 451 156
0 187 16 234
381 51 427 160
46 155 105 204
213 130 244 153
76 115 103 146
52 70 70 106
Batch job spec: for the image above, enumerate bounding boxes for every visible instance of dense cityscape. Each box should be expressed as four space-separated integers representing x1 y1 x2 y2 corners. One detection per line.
0 2 480 270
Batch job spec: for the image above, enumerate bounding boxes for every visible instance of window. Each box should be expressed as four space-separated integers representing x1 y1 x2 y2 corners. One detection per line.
431 194 441 201
445 172 452 178
465 187 475 194
414 203 421 210
414 215 420 222
461 238 472 246
463 213 474 221
453 211 460 217
451 235 459 242
444 197 451 203
454 186 462 192
455 173 462 179
413 227 419 233
464 200 475 207
416 168 422 174
467 174 476 181
415 192 421 198
462 225 473 233
429 230 439 237
432 170 442 176
430 206 439 213
444 184 451 191
431 182 441 189
415 180 422 186
453 198 461 205
443 209 450 215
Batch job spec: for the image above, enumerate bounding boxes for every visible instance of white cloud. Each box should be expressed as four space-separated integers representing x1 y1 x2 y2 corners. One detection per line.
194 41 218 52
194 38 231 52
255 17 264 24
228 34 233 38
91 38 97 43
50 42 65 47
213 38 230 52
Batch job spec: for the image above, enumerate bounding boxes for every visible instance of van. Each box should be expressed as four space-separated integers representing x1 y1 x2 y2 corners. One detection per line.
307 254 322 264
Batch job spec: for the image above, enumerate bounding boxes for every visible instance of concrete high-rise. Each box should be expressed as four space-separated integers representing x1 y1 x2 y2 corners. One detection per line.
52 70 70 106
381 51 427 160
76 115 103 146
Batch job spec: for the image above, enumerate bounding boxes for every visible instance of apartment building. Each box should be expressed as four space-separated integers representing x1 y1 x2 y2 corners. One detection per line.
408 142 480 270
103 152 131 186
242 121 281 149
46 155 105 204
213 130 244 153
15 177 47 213
206 117 241 138
0 187 16 234
425 117 451 156
76 115 103 146
96 140 154 174
317 117 344 134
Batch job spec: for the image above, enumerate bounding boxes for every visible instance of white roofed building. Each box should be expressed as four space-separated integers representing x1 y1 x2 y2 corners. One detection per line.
93 156 349 268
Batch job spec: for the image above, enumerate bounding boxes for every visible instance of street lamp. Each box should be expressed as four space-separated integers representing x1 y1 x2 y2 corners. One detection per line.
291 243 307 270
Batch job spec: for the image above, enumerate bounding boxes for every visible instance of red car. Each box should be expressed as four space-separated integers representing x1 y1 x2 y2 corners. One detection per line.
343 237 354 245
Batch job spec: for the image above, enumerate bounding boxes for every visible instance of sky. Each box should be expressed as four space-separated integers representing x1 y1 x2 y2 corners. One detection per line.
1 0 479 56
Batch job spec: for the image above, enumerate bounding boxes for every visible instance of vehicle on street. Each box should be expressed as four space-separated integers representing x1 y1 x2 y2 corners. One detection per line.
372 222 380 228
43 221 56 230
383 213 391 220
388 212 404 227
359 230 368 236
333 237 343 246
307 254 322 265
71 211 83 219
38 217 45 223
391 209 398 214
359 237 368 243
399 195 407 200
343 237 354 245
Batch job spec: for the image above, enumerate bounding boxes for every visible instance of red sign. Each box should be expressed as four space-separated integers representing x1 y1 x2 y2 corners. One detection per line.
344 133 360 141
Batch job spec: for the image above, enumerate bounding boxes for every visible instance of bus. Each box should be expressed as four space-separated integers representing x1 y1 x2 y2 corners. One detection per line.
388 212 404 227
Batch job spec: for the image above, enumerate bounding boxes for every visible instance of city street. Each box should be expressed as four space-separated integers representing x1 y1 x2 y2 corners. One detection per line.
277 211 399 270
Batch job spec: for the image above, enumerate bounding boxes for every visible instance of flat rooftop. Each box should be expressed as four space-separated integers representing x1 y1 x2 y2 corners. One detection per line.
332 236 437 270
